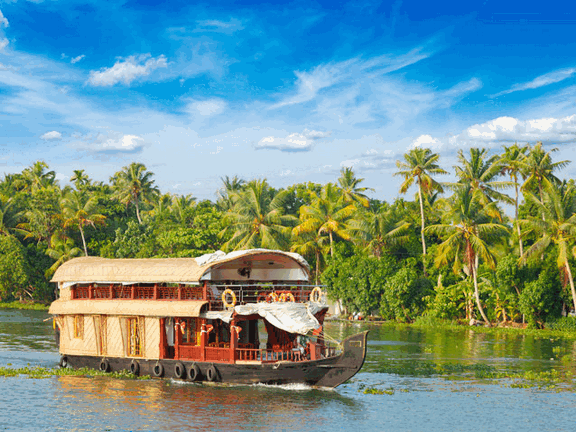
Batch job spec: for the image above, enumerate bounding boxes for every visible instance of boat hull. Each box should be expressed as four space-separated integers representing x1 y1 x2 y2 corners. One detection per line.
58 331 368 388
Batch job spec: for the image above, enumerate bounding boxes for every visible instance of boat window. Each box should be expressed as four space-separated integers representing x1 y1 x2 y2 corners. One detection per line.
73 315 84 339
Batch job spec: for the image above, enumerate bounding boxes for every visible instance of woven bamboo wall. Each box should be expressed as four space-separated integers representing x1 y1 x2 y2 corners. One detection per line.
145 317 160 359
59 286 72 301
106 316 125 357
59 315 98 356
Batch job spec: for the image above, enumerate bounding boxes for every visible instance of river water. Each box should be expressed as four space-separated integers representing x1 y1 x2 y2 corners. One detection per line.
1 309 575 431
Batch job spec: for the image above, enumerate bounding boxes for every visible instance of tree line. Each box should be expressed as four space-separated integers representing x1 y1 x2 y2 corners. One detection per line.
1 142 575 328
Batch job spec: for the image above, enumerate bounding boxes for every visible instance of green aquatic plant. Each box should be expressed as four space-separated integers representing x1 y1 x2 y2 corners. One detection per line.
0 366 151 380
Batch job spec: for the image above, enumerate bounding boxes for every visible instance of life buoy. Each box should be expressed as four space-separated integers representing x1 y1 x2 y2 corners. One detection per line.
310 287 323 303
152 362 164 377
130 360 140 376
222 289 237 308
174 362 186 379
206 364 219 382
189 363 201 381
59 356 68 368
279 292 295 302
266 292 279 303
99 359 110 372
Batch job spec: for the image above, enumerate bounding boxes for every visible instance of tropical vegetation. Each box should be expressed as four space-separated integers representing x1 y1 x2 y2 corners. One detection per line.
2 145 576 329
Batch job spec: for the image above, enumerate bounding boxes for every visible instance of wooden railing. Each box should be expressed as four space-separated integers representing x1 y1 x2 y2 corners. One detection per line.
208 284 325 310
71 284 204 300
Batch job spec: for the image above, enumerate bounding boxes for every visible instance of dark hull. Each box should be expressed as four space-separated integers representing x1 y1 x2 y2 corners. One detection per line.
59 331 368 388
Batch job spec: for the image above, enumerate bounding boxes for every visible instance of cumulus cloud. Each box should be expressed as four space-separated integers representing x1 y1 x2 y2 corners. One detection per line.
71 55 85 64
255 129 331 152
410 134 443 150
492 67 576 97
455 114 576 145
40 130 62 141
73 131 144 152
88 54 168 86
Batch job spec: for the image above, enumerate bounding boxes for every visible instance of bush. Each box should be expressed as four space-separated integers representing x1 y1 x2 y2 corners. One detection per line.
380 267 432 322
546 317 576 331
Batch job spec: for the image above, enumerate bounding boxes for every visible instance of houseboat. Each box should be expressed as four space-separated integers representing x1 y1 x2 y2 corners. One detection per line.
48 249 368 388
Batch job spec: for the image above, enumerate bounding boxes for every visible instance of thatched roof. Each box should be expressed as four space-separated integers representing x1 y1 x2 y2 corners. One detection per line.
50 249 310 284
49 299 208 317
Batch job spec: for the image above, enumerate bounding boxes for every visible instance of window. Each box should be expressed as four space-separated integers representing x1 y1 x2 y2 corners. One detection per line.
127 317 143 357
181 318 200 346
74 315 84 339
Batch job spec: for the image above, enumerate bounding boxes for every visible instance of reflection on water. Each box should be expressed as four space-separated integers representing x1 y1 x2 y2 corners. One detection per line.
1 309 576 431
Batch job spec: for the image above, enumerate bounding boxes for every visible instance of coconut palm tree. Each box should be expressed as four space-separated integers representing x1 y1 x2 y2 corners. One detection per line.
110 163 159 224
0 196 23 237
45 231 83 278
519 182 576 312
337 167 373 208
521 142 569 221
426 188 509 325
349 204 411 258
61 190 106 256
171 194 196 223
394 148 448 258
220 179 296 251
499 143 529 255
17 161 57 192
451 148 513 206
217 175 246 211
293 183 356 258
291 231 329 284
70 169 91 190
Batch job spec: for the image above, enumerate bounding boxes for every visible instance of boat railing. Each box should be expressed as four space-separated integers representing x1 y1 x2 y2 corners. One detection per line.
236 343 340 363
71 284 205 301
207 284 325 310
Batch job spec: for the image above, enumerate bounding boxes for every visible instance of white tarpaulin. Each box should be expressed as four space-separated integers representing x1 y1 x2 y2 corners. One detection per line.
199 302 327 335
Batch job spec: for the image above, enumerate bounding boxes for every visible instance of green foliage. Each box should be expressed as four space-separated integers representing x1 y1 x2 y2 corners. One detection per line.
380 266 432 322
112 220 156 258
546 316 576 331
0 236 33 301
519 266 562 328
321 254 399 314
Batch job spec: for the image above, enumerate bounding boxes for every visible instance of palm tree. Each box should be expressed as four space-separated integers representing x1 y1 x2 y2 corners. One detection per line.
45 231 83 278
291 231 329 284
61 190 106 256
521 142 569 219
110 163 159 224
499 143 528 255
293 183 356 258
220 179 296 251
171 194 196 223
349 204 411 258
426 188 509 325
394 148 448 258
217 175 246 211
337 167 373 208
70 169 91 190
519 183 576 312
451 148 512 206
0 196 23 237
17 161 57 192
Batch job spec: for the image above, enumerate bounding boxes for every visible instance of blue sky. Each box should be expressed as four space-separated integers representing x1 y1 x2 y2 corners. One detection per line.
2 0 576 201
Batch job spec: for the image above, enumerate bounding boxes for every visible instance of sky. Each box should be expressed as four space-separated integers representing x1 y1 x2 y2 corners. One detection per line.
2 0 576 202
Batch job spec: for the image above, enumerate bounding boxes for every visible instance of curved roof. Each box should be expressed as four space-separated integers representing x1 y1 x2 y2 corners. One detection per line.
50 249 310 284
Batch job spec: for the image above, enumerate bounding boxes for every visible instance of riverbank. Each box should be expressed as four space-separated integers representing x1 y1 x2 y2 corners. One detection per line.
0 301 49 311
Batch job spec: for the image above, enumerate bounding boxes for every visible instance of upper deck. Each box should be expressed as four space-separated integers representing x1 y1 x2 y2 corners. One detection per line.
51 249 323 310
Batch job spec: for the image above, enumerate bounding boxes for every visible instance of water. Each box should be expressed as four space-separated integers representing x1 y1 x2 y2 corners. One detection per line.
1 309 575 431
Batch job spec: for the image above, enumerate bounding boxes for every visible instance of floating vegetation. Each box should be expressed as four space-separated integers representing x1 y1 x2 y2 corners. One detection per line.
358 384 396 395
0 366 151 380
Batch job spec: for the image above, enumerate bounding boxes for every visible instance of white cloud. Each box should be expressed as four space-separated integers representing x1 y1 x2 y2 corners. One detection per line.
71 55 85 64
410 134 443 150
40 130 62 141
0 38 8 51
0 10 8 28
492 67 576 97
88 54 168 86
72 131 145 152
271 46 432 109
195 18 244 33
186 98 227 116
255 129 331 152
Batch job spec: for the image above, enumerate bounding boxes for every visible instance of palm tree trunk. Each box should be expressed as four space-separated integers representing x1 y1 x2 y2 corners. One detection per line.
514 182 523 256
315 250 320 285
564 261 576 313
329 231 334 258
135 198 142 224
471 256 490 325
79 224 88 256
417 183 426 256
